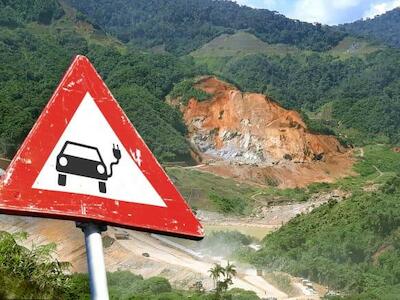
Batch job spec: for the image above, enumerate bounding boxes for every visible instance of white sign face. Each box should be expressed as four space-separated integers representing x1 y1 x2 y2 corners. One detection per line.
33 92 166 207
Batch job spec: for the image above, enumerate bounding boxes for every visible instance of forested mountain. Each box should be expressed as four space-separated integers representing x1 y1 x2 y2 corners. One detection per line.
1 0 400 156
340 8 400 48
64 0 345 55
250 146 400 298
0 0 202 161
0 0 64 25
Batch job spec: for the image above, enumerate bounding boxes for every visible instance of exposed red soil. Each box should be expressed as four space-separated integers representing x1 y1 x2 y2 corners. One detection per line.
174 76 355 187
198 153 354 188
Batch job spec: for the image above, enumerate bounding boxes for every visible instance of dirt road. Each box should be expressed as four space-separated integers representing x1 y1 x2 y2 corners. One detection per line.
0 209 328 298
113 228 289 299
0 214 297 299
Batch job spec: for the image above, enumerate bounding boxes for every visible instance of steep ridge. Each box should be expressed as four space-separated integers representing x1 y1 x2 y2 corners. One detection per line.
172 77 354 187
65 0 345 54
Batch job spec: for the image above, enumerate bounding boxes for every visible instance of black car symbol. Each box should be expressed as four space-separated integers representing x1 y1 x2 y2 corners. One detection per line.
56 141 121 193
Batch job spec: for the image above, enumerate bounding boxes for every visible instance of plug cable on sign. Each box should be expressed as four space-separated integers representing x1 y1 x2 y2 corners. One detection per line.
107 144 121 178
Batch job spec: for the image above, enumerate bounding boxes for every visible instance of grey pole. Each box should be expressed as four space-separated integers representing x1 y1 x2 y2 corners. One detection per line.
77 222 109 300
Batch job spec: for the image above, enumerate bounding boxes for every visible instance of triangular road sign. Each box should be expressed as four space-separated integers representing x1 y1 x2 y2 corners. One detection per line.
0 55 204 239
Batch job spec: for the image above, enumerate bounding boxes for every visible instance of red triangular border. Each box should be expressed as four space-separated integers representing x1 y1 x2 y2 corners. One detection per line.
0 55 203 240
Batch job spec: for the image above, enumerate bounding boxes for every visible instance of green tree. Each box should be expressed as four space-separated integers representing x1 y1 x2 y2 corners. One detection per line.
208 262 237 298
209 263 225 290
0 231 71 298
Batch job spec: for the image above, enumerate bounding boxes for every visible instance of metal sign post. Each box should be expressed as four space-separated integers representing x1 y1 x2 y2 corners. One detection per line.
77 222 109 300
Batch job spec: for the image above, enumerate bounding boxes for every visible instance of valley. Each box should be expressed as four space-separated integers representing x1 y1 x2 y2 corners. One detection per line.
0 205 324 299
0 144 368 299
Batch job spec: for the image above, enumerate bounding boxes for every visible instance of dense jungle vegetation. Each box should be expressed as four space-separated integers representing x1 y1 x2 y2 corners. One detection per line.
340 8 400 49
0 0 205 161
249 145 400 299
65 0 345 55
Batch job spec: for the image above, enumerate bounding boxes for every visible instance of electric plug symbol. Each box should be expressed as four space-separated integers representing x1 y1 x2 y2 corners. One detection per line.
107 144 121 178
112 144 121 160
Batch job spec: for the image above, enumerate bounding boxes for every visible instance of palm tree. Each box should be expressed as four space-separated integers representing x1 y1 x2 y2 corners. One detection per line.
224 261 237 284
208 263 225 289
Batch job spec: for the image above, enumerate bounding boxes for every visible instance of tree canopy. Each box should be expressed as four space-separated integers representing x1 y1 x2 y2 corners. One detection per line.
65 0 345 55
0 3 202 161
340 8 400 49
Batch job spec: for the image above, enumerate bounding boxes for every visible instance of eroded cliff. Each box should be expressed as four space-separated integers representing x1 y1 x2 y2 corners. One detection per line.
171 77 354 187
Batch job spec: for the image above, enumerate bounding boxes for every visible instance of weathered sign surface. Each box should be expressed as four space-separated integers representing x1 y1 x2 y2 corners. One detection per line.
0 55 204 239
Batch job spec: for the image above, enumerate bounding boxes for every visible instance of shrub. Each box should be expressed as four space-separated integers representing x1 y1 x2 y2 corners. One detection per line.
209 193 247 215
169 79 212 105
0 231 71 298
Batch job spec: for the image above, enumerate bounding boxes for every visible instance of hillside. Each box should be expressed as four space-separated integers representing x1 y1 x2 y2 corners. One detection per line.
250 146 400 298
1 0 400 157
196 47 400 145
192 32 381 60
65 0 345 55
340 7 400 48
191 31 303 58
0 0 201 161
186 23 400 146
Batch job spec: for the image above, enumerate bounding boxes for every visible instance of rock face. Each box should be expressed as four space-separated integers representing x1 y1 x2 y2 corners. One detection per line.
180 77 344 166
